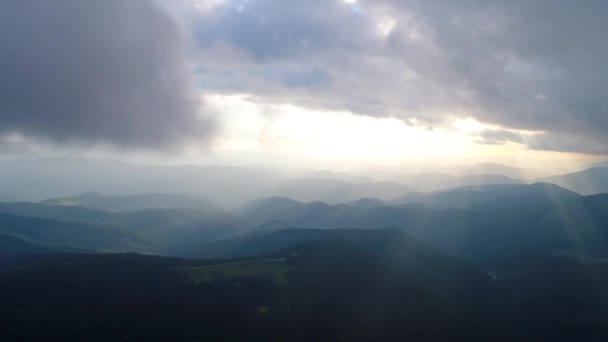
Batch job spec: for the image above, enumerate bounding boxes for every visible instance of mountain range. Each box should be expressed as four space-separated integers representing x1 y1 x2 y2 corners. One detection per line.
0 182 606 263
1 176 608 340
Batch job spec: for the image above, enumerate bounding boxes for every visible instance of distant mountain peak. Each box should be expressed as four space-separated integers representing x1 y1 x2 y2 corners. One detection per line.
542 166 608 195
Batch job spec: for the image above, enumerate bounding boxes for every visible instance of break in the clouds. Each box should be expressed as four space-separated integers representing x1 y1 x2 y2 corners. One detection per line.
191 0 608 155
0 0 213 149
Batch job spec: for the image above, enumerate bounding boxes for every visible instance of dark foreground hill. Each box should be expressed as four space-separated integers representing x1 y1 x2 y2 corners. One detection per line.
1 229 608 341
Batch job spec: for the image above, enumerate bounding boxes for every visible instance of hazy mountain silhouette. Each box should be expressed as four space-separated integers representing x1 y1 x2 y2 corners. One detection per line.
41 192 216 212
543 167 608 195
235 197 359 228
0 181 601 261
0 158 414 206
453 163 553 180
395 182 580 209
399 173 522 192
274 178 413 203
232 186 608 261
346 197 387 209
237 183 579 229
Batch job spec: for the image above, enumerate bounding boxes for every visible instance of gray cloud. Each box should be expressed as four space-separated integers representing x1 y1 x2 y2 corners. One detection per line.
385 0 608 145
0 0 213 149
190 0 608 155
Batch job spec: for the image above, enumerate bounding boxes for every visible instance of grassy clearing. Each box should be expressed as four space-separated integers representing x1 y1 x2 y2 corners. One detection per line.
177 258 288 285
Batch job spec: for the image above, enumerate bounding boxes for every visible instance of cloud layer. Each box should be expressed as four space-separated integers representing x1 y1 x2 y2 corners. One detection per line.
2 0 607 156
0 0 212 149
191 0 608 154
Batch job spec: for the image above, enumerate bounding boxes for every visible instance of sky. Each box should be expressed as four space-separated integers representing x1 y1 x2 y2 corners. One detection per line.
0 0 607 175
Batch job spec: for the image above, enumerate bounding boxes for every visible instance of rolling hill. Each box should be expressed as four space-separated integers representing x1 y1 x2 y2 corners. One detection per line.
232 188 608 261
0 202 240 255
0 183 605 262
0 233 56 255
0 213 145 253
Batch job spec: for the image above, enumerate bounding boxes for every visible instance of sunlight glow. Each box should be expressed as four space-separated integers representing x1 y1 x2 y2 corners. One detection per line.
452 118 487 133
376 16 396 37
205 95 498 166
193 94 600 173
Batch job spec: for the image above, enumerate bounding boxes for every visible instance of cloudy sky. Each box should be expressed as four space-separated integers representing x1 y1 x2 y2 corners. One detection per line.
1 0 606 173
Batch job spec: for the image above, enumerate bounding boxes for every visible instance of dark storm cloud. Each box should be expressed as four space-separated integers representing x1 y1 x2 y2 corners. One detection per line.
191 0 608 155
0 0 213 149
